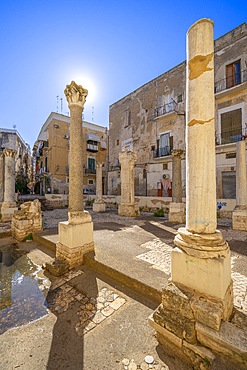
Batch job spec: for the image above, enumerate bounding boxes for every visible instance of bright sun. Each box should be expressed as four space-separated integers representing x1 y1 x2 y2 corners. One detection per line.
66 73 97 105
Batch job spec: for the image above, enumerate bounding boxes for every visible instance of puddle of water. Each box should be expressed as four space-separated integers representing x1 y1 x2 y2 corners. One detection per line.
0 244 49 334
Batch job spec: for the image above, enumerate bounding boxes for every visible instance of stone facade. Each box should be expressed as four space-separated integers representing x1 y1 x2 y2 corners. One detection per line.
108 22 247 206
11 200 42 241
33 112 108 196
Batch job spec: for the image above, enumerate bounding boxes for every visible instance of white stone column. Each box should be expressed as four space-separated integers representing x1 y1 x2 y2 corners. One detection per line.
168 149 185 223
1 149 18 222
93 162 106 212
118 149 140 217
56 81 94 268
172 19 233 316
232 139 247 230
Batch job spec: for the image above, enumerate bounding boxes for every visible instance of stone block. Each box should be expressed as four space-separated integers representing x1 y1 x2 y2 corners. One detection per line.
153 304 196 343
149 314 182 348
169 202 186 223
118 203 140 217
196 321 247 368
191 297 223 331
58 220 93 248
171 247 232 301
162 282 194 320
232 209 247 231
93 202 106 212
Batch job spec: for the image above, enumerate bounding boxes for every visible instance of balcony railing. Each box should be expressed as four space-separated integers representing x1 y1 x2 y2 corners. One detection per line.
153 146 173 158
154 101 177 118
86 143 98 152
216 128 247 145
85 168 96 174
215 69 247 93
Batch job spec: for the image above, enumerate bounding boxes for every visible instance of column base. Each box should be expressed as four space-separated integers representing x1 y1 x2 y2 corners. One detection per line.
168 202 185 223
118 203 140 217
93 200 106 212
56 212 94 268
1 202 18 223
232 207 247 231
150 282 247 370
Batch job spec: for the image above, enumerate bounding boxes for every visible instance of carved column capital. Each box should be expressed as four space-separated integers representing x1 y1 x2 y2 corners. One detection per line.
3 148 17 158
64 81 88 109
172 149 184 158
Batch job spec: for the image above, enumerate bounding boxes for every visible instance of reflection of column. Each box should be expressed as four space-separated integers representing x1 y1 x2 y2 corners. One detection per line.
1 149 18 222
232 139 247 230
118 150 140 217
168 149 185 223
0 151 4 202
151 20 234 368
56 81 94 268
93 162 106 212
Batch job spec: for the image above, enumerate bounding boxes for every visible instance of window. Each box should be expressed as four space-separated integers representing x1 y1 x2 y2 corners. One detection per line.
88 158 95 171
156 133 173 157
88 179 94 185
226 60 241 89
221 108 242 144
222 172 236 199
123 109 131 127
177 94 183 103
116 139 119 146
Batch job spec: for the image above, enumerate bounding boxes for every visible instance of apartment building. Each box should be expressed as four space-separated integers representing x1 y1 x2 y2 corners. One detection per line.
108 23 247 200
0 128 32 198
33 112 107 195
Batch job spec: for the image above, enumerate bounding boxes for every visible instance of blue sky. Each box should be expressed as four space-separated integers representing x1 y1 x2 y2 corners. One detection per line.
0 0 246 147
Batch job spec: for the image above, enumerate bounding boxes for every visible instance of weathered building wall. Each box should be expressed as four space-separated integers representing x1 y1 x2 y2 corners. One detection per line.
108 23 247 199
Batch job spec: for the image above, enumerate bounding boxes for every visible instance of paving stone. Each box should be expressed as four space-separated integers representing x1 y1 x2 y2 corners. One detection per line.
110 297 126 310
92 311 106 324
84 320 96 332
101 306 115 317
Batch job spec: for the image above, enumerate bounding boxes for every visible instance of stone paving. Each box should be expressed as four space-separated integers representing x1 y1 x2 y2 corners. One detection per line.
46 269 126 337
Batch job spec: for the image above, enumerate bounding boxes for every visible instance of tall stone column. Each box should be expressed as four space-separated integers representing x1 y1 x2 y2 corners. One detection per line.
56 81 94 268
168 149 185 223
150 19 235 369
0 151 4 203
93 162 106 212
232 139 247 230
118 149 140 217
1 149 18 222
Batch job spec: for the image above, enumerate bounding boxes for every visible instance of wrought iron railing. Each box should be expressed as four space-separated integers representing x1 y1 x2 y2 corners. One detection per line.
216 128 246 145
154 101 177 118
85 168 96 174
153 146 173 158
215 69 247 93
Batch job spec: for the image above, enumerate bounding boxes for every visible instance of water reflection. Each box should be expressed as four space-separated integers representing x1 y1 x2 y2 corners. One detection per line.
0 244 49 334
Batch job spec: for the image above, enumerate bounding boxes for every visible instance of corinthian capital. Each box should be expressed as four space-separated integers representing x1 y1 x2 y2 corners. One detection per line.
172 149 184 158
64 81 88 109
3 148 17 158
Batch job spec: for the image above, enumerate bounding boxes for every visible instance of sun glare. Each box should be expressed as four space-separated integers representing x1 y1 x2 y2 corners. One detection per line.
65 73 97 105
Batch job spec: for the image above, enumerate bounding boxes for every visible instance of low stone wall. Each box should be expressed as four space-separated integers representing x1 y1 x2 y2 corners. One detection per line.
11 200 42 241
44 194 68 209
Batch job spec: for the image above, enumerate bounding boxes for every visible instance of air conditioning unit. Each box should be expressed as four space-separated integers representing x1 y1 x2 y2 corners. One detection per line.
64 134 69 139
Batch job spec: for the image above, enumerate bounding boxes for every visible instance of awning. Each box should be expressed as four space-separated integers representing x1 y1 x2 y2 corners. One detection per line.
86 133 100 142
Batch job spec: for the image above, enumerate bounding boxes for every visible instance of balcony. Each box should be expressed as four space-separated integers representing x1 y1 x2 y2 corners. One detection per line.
154 101 177 118
153 146 173 158
86 142 98 152
85 168 96 174
216 128 246 145
215 68 247 94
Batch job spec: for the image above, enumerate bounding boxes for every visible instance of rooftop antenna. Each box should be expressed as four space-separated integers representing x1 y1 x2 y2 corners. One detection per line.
60 98 63 113
56 95 59 113
92 106 94 122
13 124 16 130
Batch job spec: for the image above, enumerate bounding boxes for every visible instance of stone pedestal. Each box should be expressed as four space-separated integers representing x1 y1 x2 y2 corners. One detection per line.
232 140 247 231
1 149 17 222
169 202 185 223
118 149 140 217
151 19 240 369
93 162 106 212
11 200 42 241
56 81 94 268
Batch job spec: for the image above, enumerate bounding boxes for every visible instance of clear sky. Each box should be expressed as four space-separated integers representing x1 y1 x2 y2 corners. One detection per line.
0 0 246 148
